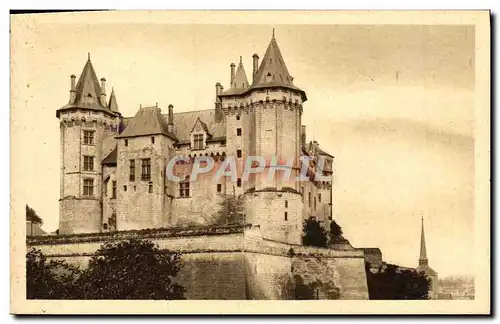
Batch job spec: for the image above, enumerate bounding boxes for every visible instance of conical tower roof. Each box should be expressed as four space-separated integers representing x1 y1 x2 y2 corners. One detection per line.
108 88 120 114
419 217 428 265
57 54 118 117
253 33 294 88
232 56 249 89
73 54 105 108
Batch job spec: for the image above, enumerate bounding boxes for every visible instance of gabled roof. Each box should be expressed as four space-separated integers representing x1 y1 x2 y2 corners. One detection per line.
191 117 211 136
116 106 176 139
108 88 119 114
171 109 226 142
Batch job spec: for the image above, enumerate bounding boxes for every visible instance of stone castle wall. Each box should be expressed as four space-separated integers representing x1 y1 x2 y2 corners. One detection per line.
27 225 368 300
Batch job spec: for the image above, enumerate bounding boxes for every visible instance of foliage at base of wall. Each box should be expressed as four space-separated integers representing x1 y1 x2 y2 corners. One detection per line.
212 195 245 226
365 262 430 300
26 238 185 299
276 273 340 300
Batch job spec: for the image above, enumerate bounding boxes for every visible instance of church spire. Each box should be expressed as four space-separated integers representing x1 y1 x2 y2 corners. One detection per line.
419 216 428 266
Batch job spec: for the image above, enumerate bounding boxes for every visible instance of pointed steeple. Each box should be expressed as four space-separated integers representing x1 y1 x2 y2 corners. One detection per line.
232 56 249 89
253 32 294 88
108 88 120 114
419 217 428 266
72 55 105 109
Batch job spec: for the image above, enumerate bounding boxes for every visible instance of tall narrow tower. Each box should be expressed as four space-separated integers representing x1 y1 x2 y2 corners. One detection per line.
416 217 438 299
56 54 121 234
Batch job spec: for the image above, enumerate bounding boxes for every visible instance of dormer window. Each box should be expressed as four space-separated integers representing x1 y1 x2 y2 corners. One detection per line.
193 134 204 150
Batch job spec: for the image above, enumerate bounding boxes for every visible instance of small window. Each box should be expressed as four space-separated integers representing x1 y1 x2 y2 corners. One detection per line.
236 128 242 136
129 160 135 181
237 178 242 187
83 155 94 171
148 182 153 193
83 130 94 145
285 200 288 208
83 179 94 196
123 185 127 192
318 193 322 203
237 149 242 158
134 185 136 192
236 115 240 120
308 192 311 207
141 158 151 181
125 139 128 147
151 136 155 144
301 187 304 202
180 178 190 197
193 134 204 150
217 184 222 193
284 212 288 221
103 223 108 230
314 197 317 211
112 181 117 199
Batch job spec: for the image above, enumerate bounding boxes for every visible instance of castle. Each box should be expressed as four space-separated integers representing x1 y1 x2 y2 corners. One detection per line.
56 32 334 245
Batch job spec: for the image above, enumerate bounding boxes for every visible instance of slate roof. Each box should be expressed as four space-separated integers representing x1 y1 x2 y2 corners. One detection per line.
108 88 119 114
57 56 118 117
219 35 307 101
118 108 225 143
101 146 117 165
116 106 176 139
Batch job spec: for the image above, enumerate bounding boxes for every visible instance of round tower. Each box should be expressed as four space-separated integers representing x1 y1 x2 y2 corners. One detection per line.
56 55 120 234
218 33 307 245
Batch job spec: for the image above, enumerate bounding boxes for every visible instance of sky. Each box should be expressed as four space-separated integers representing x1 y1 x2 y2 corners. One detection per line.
11 14 475 277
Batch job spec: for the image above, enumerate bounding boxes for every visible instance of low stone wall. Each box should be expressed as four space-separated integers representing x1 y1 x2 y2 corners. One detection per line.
27 225 369 300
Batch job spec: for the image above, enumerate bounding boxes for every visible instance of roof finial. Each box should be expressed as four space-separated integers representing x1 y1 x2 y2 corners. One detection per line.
272 28 275 38
87 52 91 61
239 56 242 65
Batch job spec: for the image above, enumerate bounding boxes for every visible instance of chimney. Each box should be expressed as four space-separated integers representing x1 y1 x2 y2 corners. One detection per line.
312 140 319 155
168 104 174 133
230 63 236 88
252 54 259 83
100 77 106 106
69 74 76 103
215 82 222 96
301 125 306 148
215 83 223 123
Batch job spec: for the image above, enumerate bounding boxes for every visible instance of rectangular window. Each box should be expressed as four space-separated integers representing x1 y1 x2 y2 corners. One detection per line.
284 212 288 221
151 136 155 144
148 182 153 193
237 178 242 187
193 134 204 150
217 184 222 193
83 179 94 196
112 181 116 199
236 128 242 136
180 181 190 197
125 139 128 147
308 192 311 207
318 193 322 203
236 115 240 120
314 197 317 211
301 187 304 202
123 185 127 192
83 130 94 145
285 200 288 208
141 158 151 181
237 149 242 158
83 155 94 171
129 160 135 181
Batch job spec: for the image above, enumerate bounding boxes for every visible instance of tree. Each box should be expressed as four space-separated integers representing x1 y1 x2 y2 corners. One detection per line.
26 248 80 299
26 204 43 225
213 194 245 225
365 262 430 299
302 217 328 247
77 238 185 299
328 220 345 245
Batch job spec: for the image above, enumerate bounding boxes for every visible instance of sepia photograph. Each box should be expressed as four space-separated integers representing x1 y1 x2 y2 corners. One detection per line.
10 10 490 314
